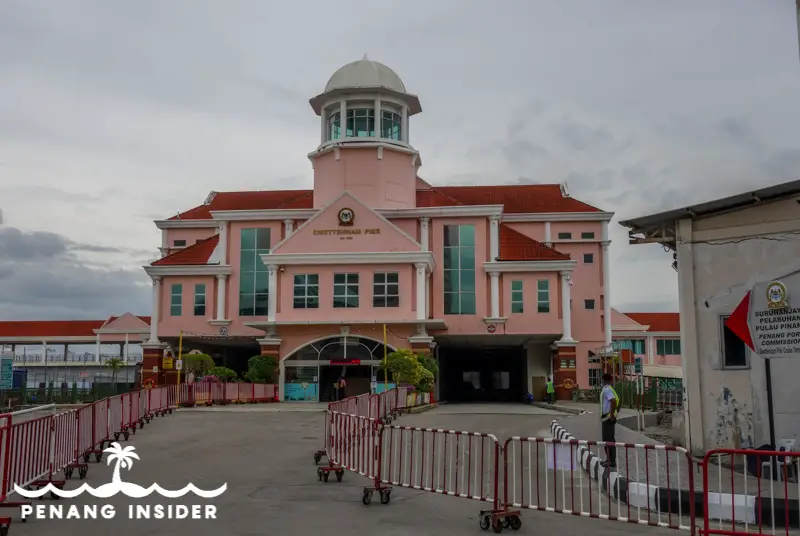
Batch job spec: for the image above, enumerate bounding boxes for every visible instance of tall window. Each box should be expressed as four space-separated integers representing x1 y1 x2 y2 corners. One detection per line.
381 111 401 140
721 316 748 368
346 109 374 137
588 368 601 387
194 284 206 316
656 339 681 355
239 228 271 316
293 274 319 309
443 225 476 315
328 112 341 140
333 273 359 308
373 272 399 307
170 284 182 316
537 280 550 313
511 280 524 313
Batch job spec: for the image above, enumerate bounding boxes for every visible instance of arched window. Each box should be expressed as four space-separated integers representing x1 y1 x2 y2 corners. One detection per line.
285 336 392 362
346 109 375 137
381 111 401 140
328 112 341 141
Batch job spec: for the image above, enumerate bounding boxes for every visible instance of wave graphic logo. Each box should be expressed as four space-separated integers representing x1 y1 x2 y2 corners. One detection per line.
14 442 227 499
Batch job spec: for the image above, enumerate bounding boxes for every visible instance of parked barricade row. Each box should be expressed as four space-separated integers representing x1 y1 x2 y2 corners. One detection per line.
700 448 800 536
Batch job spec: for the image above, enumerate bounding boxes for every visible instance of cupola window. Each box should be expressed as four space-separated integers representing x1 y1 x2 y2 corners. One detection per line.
381 110 401 140
346 108 375 137
328 112 341 140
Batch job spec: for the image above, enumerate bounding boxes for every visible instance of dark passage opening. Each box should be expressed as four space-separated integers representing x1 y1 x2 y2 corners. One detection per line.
439 346 526 403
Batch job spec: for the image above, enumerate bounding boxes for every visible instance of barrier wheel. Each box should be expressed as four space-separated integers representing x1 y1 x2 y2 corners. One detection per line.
123 431 130 441
491 518 502 533
313 453 322 465
335 470 344 482
114 433 120 441
317 468 323 481
322 472 329 482
362 490 373 505
50 490 60 500
502 518 511 529
78 466 88 480
480 516 491 530
94 453 103 463
509 516 522 531
64 468 73 479
379 490 391 504
83 454 90 463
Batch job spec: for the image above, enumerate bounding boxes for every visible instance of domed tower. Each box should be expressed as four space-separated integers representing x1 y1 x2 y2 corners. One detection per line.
308 56 422 209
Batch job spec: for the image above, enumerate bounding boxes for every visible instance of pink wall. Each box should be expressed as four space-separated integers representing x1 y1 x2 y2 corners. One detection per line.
274 193 420 255
313 148 418 209
278 263 415 321
501 273 561 334
164 228 216 249
158 275 217 336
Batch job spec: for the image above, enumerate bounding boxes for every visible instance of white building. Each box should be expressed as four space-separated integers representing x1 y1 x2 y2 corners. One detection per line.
620 179 800 456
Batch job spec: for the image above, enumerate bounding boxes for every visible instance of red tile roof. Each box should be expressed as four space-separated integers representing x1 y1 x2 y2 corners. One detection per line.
151 235 219 266
103 315 151 326
498 224 570 261
0 320 105 338
167 183 602 220
623 313 680 332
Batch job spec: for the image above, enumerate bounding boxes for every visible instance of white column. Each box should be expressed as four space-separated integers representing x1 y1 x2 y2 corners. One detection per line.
374 98 381 137
217 221 228 264
544 221 552 246
161 230 168 251
489 215 500 261
279 361 286 401
401 106 408 143
124 333 129 362
602 222 612 346
216 274 227 320
95 334 101 363
419 217 429 250
489 271 500 318
340 100 347 138
647 336 655 365
560 271 574 342
284 219 295 237
148 276 161 343
320 106 327 143
426 273 431 319
268 265 278 322
415 263 426 321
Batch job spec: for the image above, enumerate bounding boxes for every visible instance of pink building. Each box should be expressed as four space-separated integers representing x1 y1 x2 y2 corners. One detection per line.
610 311 682 372
142 58 615 402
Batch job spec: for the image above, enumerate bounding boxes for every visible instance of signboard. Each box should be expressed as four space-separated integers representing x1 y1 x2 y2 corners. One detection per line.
545 443 576 471
80 371 89 379
176 359 183 371
152 366 159 373
162 357 174 369
634 357 643 374
0 357 13 390
487 324 497 334
329 360 360 366
284 382 318 401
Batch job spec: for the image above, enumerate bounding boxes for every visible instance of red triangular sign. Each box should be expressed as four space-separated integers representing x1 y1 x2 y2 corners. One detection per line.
725 291 755 351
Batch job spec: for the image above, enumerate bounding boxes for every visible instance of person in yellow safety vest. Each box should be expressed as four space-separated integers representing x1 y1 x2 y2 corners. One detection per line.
546 377 555 404
600 373 620 469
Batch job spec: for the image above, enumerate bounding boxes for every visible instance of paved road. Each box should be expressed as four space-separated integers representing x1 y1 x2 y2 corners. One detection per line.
8 404 683 536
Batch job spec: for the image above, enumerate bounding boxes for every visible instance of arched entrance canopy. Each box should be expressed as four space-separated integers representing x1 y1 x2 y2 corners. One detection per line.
284 336 396 364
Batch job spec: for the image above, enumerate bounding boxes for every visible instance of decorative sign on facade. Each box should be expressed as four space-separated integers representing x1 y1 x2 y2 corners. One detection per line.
338 207 355 226
329 360 361 366
219 326 228 336
734 273 800 358
152 366 159 373
487 324 497 334
312 228 381 236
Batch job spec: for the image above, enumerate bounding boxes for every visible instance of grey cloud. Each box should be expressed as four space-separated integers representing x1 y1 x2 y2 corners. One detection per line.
0 226 148 320
761 149 800 181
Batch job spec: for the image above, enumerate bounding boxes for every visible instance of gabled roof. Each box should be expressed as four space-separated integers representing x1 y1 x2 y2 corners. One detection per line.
151 235 219 266
167 183 603 221
623 312 680 332
102 315 151 326
497 224 570 261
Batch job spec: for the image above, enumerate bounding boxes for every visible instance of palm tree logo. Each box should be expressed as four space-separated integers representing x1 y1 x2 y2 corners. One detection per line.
106 442 139 487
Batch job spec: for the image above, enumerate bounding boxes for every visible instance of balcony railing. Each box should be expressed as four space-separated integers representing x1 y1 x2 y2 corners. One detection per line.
12 353 143 365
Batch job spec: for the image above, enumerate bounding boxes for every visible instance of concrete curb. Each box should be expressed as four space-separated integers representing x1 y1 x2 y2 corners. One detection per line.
550 420 800 529
404 404 437 415
532 401 586 415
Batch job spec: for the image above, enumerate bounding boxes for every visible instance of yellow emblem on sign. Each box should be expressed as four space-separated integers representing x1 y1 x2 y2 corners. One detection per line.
766 280 789 309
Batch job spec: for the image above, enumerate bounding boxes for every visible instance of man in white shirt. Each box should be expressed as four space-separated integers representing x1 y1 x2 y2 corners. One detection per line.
600 373 619 469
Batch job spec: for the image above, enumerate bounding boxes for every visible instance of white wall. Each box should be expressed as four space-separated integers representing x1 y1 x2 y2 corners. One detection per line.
684 196 800 453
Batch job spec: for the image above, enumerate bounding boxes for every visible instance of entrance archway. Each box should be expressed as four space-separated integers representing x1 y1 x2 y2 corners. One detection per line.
282 336 396 402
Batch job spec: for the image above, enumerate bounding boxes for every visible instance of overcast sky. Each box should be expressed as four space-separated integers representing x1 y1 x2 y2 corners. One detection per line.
1 0 799 321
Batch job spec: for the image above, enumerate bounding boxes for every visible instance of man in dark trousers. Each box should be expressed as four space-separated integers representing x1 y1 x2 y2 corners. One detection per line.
600 373 620 469
545 377 555 404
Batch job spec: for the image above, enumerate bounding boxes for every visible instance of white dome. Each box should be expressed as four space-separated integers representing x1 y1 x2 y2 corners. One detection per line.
324 56 406 93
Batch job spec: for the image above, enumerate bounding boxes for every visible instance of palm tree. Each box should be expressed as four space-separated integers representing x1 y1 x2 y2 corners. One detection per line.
104 357 124 384
105 442 139 485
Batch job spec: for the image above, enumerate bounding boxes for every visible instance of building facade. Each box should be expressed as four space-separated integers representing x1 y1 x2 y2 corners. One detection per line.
611 311 681 371
142 58 615 402
621 179 800 455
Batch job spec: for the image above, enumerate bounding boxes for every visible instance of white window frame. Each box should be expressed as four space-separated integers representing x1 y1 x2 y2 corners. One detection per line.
293 274 319 309
193 283 206 316
170 284 182 316
373 272 399 308
511 280 524 313
537 280 550 313
333 273 359 308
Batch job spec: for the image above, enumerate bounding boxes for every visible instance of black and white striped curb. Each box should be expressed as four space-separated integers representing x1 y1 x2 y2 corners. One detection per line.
550 420 800 528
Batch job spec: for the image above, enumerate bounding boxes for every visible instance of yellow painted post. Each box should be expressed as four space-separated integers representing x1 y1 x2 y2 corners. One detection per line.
383 324 388 391
177 330 183 385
